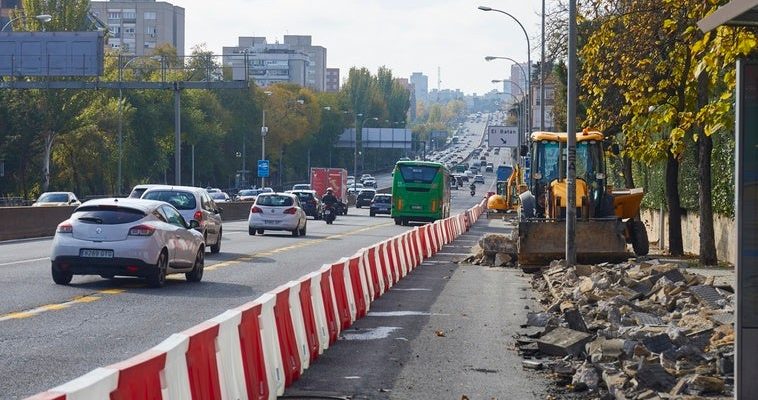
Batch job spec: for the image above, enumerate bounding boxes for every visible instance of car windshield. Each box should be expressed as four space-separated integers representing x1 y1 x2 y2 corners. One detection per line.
359 190 376 196
128 188 148 199
38 193 69 202
211 193 226 200
142 190 197 210
74 205 146 224
256 195 294 207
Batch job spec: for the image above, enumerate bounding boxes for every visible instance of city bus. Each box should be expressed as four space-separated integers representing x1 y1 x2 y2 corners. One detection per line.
391 160 451 225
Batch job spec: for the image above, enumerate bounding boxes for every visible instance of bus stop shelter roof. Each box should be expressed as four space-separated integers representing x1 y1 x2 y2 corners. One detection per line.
698 0 758 32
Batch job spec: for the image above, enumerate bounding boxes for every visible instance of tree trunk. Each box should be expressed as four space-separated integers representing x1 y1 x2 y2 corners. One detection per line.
696 72 717 265
665 152 683 256
623 156 635 189
42 131 55 192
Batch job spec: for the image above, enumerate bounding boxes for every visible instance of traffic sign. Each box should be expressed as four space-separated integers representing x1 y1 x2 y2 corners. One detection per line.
257 160 269 178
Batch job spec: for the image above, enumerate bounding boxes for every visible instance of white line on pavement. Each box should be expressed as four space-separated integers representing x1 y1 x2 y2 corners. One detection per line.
0 257 49 266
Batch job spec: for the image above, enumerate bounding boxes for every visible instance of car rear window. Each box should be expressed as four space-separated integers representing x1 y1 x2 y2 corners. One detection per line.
142 190 197 210
374 195 391 203
38 193 69 202
74 206 146 225
296 193 314 202
256 195 294 207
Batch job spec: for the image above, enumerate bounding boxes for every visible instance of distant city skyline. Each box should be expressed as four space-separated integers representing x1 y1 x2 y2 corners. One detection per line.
170 0 545 96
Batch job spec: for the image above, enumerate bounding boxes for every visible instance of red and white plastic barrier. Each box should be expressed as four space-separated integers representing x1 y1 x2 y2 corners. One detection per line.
26 203 486 400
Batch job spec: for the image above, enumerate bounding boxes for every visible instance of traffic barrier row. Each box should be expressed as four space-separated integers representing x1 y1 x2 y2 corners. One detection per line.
27 202 487 400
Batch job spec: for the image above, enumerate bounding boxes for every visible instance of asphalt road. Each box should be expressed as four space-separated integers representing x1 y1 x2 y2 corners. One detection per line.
0 114 499 399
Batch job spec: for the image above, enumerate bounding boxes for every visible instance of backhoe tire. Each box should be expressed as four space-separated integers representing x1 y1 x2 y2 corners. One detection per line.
630 220 649 256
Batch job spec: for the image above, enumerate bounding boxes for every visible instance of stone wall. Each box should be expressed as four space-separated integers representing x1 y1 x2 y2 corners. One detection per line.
641 209 736 265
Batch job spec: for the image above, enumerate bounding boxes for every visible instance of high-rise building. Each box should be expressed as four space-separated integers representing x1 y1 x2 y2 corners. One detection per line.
326 68 340 92
223 35 328 91
532 74 556 131
223 37 309 87
509 62 530 101
283 35 326 92
89 0 185 57
410 72 428 102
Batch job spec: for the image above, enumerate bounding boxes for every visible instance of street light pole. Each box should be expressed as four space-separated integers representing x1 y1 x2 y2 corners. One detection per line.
541 0 546 131
1 14 52 32
260 90 272 188
478 6 531 136
353 113 363 192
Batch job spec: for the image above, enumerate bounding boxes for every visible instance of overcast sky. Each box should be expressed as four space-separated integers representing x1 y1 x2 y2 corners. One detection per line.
172 0 545 95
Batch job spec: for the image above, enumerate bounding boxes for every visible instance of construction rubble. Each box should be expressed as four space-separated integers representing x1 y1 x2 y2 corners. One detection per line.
462 233 518 267
515 259 734 399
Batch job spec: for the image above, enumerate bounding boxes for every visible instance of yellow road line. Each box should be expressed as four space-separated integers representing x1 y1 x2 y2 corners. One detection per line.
0 221 394 322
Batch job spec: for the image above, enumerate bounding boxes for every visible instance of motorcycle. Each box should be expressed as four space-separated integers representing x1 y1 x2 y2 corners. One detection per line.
323 205 336 224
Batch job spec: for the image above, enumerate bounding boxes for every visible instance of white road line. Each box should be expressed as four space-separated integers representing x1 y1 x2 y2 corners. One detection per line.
368 311 449 317
341 327 401 341
0 257 49 266
391 288 432 291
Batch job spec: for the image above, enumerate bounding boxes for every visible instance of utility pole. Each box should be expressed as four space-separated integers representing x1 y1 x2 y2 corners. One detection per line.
566 0 577 266
541 0 546 131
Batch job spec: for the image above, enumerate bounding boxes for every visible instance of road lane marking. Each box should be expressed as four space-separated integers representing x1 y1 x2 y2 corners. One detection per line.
0 257 50 267
0 290 127 322
0 221 395 322
390 288 432 291
367 311 449 317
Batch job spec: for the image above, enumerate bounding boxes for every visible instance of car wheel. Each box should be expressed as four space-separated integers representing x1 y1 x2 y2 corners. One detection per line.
394 218 401 225
186 247 204 282
357 204 361 208
210 229 221 254
249 227 256 235
147 251 168 288
52 265 73 285
100 274 115 279
370 211 375 217
291 227 300 237
299 223 306 237
257 229 264 235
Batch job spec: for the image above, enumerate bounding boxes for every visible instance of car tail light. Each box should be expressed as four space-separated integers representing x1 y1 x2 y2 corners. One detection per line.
193 210 203 222
250 206 263 213
283 207 297 215
57 222 73 234
129 224 155 236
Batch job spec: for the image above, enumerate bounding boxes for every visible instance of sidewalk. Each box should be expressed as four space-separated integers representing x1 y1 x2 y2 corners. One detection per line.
285 218 550 399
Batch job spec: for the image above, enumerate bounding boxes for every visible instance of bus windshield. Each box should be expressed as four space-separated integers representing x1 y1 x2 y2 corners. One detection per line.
398 165 439 184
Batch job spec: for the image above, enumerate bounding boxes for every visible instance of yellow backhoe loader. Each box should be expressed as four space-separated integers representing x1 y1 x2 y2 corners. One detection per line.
517 130 649 266
486 164 523 218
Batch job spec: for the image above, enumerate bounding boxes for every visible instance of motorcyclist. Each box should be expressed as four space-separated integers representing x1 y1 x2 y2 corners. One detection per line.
469 182 476 192
322 188 338 208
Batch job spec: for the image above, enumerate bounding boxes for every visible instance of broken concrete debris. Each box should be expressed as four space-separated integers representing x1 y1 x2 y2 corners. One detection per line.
516 259 734 398
462 233 518 267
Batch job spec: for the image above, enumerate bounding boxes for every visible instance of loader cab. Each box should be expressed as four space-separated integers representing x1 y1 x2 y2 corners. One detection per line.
529 131 608 217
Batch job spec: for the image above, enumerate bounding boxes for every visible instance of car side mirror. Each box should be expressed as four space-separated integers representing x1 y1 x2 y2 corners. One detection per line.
188 220 200 229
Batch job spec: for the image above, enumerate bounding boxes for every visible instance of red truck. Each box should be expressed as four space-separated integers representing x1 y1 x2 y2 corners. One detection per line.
310 167 348 215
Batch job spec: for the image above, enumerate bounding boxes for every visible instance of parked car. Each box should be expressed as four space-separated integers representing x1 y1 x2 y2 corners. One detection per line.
210 191 231 203
32 192 80 207
140 185 223 254
292 183 311 191
50 198 205 288
235 189 258 201
474 174 485 184
356 189 377 208
248 193 307 236
369 194 392 217
288 190 322 219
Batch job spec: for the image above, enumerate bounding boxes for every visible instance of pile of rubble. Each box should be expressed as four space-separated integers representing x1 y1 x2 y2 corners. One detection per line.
516 259 734 399
462 233 518 267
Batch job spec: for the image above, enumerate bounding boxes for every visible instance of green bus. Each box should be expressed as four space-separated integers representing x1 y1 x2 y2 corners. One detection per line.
391 161 451 225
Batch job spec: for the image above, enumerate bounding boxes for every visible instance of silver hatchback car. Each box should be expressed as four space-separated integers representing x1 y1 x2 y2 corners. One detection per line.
141 185 223 253
50 198 205 287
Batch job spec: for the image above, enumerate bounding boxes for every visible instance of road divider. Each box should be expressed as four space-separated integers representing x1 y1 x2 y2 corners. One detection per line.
26 200 488 400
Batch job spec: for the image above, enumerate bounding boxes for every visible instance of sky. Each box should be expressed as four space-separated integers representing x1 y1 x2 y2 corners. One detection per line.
171 0 546 96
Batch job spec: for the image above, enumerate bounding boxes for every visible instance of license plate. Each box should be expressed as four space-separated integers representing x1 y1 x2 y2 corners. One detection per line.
411 205 423 210
264 220 280 224
79 249 114 258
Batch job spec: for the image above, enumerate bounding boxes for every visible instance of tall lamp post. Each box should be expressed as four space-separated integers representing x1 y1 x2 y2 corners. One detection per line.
478 6 531 135
352 113 363 192
260 90 273 188
1 14 51 32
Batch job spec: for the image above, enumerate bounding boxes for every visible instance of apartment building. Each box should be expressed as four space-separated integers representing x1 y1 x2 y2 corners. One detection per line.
326 68 339 92
89 0 185 56
223 35 328 91
410 72 428 102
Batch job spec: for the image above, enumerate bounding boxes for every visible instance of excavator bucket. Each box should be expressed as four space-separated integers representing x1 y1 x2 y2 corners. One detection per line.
517 219 630 268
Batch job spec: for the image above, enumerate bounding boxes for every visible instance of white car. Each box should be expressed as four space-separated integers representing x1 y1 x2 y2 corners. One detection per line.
50 198 205 288
291 183 312 191
141 185 223 254
210 191 231 203
32 192 80 207
248 193 307 236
